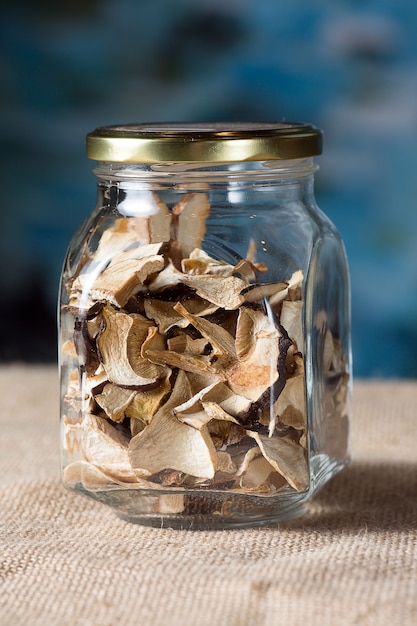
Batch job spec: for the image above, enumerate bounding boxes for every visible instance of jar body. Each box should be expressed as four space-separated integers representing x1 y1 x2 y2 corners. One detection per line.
59 159 351 528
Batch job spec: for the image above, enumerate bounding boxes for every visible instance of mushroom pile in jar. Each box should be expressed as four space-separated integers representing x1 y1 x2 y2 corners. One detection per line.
62 191 318 496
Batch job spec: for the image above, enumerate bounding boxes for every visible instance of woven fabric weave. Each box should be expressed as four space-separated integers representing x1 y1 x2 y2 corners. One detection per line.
1 365 417 626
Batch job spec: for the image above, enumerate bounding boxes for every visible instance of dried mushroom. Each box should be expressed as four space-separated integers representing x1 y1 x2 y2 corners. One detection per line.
62 189 349 503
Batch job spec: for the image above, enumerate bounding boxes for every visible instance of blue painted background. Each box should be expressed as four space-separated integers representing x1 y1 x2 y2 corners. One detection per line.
2 0 417 376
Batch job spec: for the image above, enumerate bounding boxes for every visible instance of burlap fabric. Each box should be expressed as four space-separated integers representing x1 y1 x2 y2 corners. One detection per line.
1 365 416 626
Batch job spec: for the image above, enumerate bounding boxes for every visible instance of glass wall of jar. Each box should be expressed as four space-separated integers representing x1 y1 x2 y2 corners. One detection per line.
59 123 351 529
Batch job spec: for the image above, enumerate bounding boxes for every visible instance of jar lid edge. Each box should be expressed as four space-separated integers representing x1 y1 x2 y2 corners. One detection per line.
86 122 323 163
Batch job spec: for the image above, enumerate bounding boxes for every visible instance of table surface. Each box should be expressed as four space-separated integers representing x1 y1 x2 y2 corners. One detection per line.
1 365 417 626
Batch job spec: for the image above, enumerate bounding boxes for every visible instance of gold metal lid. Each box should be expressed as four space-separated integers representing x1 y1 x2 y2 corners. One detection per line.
86 122 322 163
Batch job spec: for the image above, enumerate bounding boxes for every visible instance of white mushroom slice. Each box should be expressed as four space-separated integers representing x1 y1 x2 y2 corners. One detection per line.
270 269 304 307
201 401 241 425
174 302 236 358
81 413 131 471
88 254 165 308
186 371 223 395
174 381 250 427
182 274 246 310
274 373 306 430
144 299 190 334
173 193 211 258
287 269 304 301
118 192 171 243
129 411 216 478
227 308 280 401
64 460 156 489
280 300 304 353
242 281 288 304
167 334 209 355
140 325 166 358
172 382 219 414
247 431 309 492
129 371 217 479
181 248 235 276
144 297 218 334
199 381 252 418
148 263 246 310
100 241 163 268
232 258 268 282
63 417 83 456
147 262 183 291
87 314 103 339
95 384 137 423
64 460 116 489
92 218 144 263
239 455 282 492
98 306 166 386
129 415 216 479
145 348 225 379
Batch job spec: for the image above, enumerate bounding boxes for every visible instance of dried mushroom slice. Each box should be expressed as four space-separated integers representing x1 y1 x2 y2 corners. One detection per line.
174 302 236 359
248 431 309 492
92 217 146 263
81 413 131 471
181 274 246 310
145 347 225 379
274 373 306 430
129 404 216 478
95 384 136 423
181 248 235 276
129 371 217 479
239 455 286 493
88 251 165 308
167 334 209 355
128 192 172 244
280 300 304 353
64 460 160 490
270 269 304 307
172 193 211 258
148 263 247 310
242 281 288 304
97 305 168 386
144 296 218 334
226 307 281 401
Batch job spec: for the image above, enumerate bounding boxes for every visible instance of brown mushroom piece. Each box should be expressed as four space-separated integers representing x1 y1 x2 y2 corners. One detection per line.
181 248 235 276
270 269 304 308
129 370 217 479
226 307 282 401
172 193 211 258
247 431 309 492
144 296 218 334
242 281 289 304
239 455 287 493
274 372 306 431
97 305 168 386
94 384 137 423
173 302 236 359
126 373 172 434
80 413 132 472
74 242 165 308
173 381 249 429
280 300 304 353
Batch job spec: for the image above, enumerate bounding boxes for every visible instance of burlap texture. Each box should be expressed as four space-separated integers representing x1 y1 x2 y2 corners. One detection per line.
1 365 417 626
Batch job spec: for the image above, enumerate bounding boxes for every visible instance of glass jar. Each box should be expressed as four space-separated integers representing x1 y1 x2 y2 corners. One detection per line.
59 123 351 529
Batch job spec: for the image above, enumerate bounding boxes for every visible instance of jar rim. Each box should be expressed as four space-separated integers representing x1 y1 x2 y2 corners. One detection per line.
86 122 323 163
